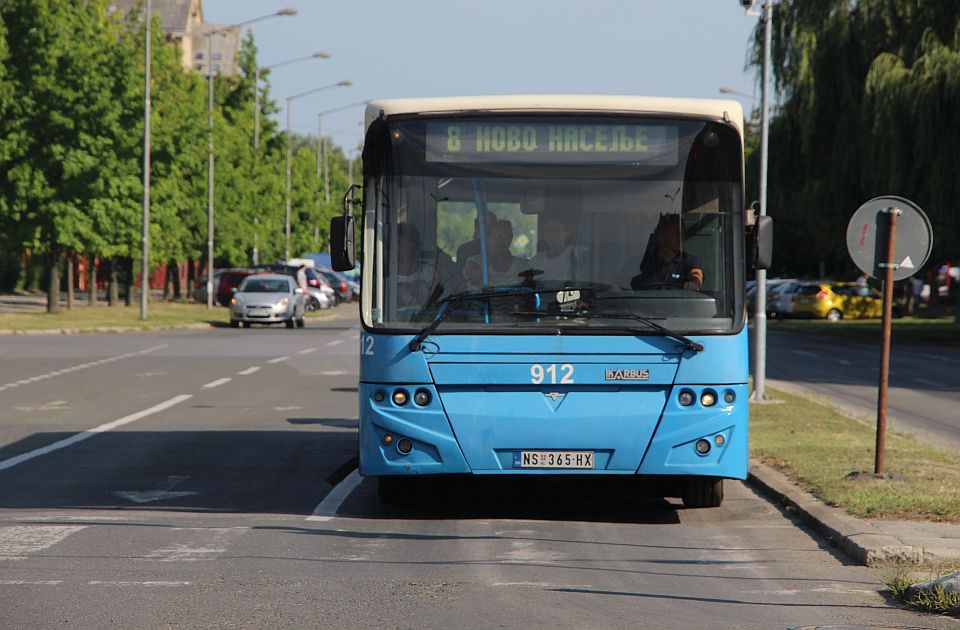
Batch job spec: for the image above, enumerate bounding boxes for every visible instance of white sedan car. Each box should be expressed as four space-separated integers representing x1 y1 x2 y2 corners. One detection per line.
229 274 306 329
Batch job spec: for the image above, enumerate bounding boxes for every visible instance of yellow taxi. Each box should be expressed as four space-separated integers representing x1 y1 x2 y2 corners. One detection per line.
790 282 882 321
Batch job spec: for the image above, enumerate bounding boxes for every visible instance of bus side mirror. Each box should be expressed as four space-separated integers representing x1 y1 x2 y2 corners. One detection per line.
751 215 773 270
330 216 355 271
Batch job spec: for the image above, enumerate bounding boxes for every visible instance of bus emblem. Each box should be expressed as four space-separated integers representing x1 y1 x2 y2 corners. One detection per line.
605 368 650 381
544 392 565 401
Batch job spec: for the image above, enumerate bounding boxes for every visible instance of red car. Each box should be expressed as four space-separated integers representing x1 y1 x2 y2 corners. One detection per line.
216 269 256 306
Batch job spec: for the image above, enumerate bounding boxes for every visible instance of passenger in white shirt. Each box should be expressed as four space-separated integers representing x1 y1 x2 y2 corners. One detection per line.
528 214 587 286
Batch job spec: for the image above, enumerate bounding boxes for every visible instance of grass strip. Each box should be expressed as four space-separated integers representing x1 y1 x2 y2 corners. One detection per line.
0 301 332 332
886 566 960 617
767 316 960 344
750 387 960 522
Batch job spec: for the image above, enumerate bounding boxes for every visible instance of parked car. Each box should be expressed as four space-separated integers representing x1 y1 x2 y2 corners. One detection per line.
766 279 801 318
317 266 359 302
261 264 335 310
216 269 256 306
790 281 883 321
229 273 305 328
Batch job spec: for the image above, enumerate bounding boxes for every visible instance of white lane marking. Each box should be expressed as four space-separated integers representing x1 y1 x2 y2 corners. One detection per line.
145 527 247 562
348 334 360 341
913 377 945 387
273 406 302 411
298 347 318 355
202 377 231 389
0 526 86 558
307 469 363 522
267 356 290 364
325 339 344 347
0 394 192 472
14 400 71 412
237 367 261 376
0 345 166 392
836 359 852 366
791 350 817 357
0 580 63 585
88 581 191 587
320 370 348 376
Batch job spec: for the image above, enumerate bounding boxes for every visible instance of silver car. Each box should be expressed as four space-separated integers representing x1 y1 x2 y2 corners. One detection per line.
229 274 306 328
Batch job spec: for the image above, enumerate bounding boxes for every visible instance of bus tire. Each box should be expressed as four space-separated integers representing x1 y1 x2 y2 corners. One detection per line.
378 476 412 505
681 478 723 508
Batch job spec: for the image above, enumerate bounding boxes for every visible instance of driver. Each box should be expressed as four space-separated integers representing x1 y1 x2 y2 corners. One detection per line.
629 214 703 290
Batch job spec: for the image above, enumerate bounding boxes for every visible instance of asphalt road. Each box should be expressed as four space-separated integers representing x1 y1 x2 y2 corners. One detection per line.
762 328 960 453
0 312 954 628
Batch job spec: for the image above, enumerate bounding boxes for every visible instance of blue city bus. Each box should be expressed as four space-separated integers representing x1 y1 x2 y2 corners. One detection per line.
330 96 772 508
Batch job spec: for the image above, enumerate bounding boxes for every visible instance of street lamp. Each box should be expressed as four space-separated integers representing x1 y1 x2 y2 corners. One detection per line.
316 101 368 203
254 50 331 149
284 80 352 261
718 86 760 121
141 0 152 320
203 7 297 310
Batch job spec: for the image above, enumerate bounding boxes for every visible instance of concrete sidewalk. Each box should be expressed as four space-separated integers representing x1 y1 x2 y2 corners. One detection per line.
748 459 960 566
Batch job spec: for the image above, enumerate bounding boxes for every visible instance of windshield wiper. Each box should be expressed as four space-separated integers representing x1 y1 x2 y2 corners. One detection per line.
408 287 540 352
520 309 705 353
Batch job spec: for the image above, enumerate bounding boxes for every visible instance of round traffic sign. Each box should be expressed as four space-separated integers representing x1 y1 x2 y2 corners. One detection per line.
846 196 932 281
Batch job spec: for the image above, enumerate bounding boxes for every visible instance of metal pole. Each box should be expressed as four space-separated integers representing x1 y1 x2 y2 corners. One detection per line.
206 33 215 310
141 0 151 320
285 97 292 261
875 207 900 476
253 65 260 150
751 0 772 401
322 116 330 203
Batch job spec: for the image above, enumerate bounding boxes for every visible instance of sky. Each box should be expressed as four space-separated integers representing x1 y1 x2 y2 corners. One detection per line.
204 0 762 154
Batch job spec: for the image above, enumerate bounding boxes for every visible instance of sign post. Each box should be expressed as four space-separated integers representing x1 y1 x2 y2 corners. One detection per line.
846 196 932 477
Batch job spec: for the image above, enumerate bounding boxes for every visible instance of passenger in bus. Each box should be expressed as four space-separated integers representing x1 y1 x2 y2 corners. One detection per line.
396 223 465 312
455 211 499 273
527 214 587 285
463 219 526 288
629 214 703 290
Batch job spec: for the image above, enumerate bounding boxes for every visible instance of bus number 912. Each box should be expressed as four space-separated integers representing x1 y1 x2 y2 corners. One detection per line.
530 363 574 385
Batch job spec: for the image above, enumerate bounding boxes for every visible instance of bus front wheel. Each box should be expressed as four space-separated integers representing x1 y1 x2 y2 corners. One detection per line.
681 478 723 508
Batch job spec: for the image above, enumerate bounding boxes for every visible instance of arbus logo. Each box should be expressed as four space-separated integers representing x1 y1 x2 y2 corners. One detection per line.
605 368 650 381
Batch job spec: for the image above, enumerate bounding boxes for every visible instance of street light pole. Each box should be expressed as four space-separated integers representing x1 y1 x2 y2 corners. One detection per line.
284 81 352 261
141 0 151 320
254 50 330 150
753 0 773 401
316 101 368 203
204 8 297 309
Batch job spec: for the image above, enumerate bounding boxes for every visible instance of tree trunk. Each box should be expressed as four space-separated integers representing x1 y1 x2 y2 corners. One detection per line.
47 250 61 314
171 259 181 300
124 256 133 307
186 258 195 302
87 255 97 307
108 258 119 306
66 255 74 310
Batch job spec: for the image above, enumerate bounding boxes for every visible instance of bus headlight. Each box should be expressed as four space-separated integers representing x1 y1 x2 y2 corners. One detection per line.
413 389 431 406
392 389 409 406
695 439 711 455
678 390 695 406
701 390 717 407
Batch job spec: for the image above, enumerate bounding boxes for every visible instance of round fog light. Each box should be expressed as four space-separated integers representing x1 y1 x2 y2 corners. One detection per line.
373 391 386 403
695 439 711 455
397 438 413 454
714 435 725 446
678 390 695 406
383 434 394 445
392 389 408 406
723 391 735 404
414 389 431 406
701 390 717 407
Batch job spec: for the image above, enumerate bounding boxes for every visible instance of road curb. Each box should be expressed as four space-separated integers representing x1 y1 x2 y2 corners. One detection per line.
0 322 214 335
747 458 960 566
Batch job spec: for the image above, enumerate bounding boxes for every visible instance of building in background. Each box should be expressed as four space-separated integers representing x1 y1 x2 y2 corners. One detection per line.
108 0 241 76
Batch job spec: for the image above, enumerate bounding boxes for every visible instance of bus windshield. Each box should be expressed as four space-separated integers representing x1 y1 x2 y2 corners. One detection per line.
366 115 744 335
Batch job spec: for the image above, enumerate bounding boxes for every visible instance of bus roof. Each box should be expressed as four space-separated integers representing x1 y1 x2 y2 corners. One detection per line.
365 95 744 135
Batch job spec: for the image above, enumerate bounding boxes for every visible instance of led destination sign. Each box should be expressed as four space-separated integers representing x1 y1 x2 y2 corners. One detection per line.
424 121 679 164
